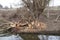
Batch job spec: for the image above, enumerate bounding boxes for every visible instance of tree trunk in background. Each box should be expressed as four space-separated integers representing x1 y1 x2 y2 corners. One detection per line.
22 0 50 19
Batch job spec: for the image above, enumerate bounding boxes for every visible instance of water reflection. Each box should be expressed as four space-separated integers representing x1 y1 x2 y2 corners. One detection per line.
0 35 23 40
38 35 60 40
0 34 60 40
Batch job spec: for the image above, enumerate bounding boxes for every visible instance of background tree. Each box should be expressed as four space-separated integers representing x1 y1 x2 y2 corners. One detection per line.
0 4 3 8
22 0 50 19
4 6 9 9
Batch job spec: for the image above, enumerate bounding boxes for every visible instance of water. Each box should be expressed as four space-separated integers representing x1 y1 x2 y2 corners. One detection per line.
0 34 60 40
0 34 23 40
38 35 60 40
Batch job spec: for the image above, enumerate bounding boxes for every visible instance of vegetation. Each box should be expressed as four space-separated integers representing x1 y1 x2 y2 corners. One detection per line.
0 0 51 40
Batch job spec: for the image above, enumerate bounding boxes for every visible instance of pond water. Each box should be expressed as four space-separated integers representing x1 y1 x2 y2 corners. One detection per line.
0 34 60 40
38 35 60 40
0 34 23 40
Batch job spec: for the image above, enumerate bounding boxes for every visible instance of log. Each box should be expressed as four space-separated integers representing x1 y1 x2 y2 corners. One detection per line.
5 21 60 35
